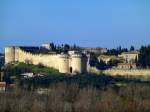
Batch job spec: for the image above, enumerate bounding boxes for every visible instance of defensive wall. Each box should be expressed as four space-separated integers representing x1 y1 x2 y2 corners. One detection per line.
87 66 150 77
5 47 87 74
103 69 150 76
5 46 150 77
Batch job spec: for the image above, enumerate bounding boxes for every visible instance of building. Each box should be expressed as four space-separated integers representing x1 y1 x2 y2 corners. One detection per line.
83 47 107 54
98 55 119 64
118 51 139 63
5 46 87 74
98 55 123 64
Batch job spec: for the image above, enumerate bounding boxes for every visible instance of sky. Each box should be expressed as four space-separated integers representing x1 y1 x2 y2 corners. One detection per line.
0 0 150 52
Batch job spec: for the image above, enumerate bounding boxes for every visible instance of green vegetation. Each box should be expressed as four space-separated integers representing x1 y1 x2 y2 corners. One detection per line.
6 62 61 75
105 46 128 56
1 60 150 112
138 45 150 68
0 55 4 69
3 62 61 76
103 45 150 69
2 62 113 88
0 82 150 112
2 62 63 84
2 62 150 89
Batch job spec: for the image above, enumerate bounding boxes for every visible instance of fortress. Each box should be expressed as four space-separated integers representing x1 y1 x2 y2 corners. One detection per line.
5 46 88 74
4 45 150 78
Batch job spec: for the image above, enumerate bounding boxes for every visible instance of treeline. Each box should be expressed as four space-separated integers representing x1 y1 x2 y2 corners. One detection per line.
41 43 81 53
104 46 136 56
105 46 128 56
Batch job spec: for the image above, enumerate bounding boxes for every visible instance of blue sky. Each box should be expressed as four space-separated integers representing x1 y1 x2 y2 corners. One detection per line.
0 0 150 52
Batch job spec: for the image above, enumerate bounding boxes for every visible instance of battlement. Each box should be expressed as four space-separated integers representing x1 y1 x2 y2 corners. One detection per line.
5 46 87 74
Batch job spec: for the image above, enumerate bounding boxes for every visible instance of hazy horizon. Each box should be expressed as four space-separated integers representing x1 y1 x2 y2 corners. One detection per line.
0 0 150 52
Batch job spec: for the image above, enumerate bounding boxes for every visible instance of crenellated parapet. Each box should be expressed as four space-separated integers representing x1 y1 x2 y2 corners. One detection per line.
5 46 87 74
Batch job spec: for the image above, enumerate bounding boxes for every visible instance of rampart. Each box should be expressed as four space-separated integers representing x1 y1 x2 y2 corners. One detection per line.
103 69 150 76
87 65 150 77
5 47 87 74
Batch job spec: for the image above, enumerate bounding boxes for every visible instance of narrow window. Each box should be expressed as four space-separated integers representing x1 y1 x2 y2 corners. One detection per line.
70 67 72 73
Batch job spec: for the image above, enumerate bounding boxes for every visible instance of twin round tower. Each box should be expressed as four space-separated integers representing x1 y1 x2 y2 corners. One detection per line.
5 46 88 74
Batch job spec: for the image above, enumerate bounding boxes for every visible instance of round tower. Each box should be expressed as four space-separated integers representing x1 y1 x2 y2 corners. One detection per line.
59 53 69 73
71 54 83 74
5 47 15 64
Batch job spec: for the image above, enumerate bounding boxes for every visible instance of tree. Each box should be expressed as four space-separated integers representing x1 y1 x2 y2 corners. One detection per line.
50 43 55 51
89 53 98 66
105 47 128 56
107 59 120 67
64 44 70 52
138 45 150 68
96 59 107 70
130 46 135 51
73 44 77 50
117 46 122 54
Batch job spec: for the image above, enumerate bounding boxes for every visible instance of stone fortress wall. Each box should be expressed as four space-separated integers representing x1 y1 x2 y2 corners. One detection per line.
5 47 87 74
104 69 150 76
5 46 150 77
87 66 150 77
87 65 150 77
